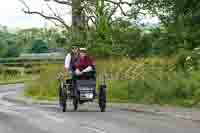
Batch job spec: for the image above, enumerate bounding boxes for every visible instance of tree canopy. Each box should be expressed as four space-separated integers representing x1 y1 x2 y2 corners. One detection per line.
0 0 199 58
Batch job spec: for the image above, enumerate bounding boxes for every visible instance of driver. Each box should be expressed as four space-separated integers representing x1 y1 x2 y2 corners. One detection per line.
60 46 79 107
74 48 95 79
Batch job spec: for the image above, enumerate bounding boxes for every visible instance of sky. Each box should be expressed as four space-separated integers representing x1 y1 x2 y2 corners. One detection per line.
0 0 159 29
0 0 71 29
0 0 45 28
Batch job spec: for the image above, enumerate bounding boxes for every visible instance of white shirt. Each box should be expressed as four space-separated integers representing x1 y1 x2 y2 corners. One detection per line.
64 53 71 70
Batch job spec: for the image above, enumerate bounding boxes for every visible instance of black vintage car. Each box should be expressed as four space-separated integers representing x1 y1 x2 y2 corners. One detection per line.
58 71 106 112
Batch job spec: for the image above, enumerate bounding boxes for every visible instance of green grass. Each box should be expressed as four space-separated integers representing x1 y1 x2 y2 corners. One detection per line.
107 80 129 103
0 74 35 85
24 58 200 108
24 64 61 99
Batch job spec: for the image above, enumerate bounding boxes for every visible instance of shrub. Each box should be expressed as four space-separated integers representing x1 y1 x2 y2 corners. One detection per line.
176 49 200 71
30 39 49 53
193 89 200 105
89 45 113 57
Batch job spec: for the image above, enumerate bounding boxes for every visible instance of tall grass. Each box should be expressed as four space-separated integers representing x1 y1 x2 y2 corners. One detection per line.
0 73 34 84
129 71 200 106
24 57 200 107
24 64 63 100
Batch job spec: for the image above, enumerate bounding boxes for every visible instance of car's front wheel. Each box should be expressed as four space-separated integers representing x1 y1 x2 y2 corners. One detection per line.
99 85 106 112
59 82 67 112
73 97 78 111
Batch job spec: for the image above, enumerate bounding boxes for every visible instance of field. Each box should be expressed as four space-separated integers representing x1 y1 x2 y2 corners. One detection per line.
0 57 63 85
24 57 200 107
0 67 30 85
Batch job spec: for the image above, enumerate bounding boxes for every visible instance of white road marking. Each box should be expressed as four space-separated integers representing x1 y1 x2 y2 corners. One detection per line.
37 110 65 123
0 91 23 116
82 126 107 133
0 91 64 123
0 108 21 116
175 114 192 120
0 101 14 106
0 92 16 106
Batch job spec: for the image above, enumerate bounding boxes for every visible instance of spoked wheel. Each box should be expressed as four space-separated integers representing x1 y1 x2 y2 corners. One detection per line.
99 85 107 112
73 97 78 111
59 82 67 112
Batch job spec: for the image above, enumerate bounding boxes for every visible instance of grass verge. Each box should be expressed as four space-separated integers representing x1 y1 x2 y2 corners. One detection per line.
0 74 35 85
24 58 200 108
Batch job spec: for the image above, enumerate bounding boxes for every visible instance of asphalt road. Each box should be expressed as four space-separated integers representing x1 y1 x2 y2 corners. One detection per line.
0 84 200 133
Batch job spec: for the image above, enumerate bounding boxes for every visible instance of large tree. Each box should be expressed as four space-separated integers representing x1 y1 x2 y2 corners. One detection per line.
19 0 139 47
19 0 138 29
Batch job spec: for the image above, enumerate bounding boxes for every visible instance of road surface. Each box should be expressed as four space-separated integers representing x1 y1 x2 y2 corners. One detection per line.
0 84 200 133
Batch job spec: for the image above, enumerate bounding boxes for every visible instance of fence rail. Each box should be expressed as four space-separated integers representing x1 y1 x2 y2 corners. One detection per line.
0 57 65 66
0 57 65 75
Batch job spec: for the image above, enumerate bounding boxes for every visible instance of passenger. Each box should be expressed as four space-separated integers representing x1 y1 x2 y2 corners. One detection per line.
74 48 95 79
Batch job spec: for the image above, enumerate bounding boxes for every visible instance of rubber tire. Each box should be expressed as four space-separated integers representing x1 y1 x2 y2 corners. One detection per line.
99 85 106 112
59 85 62 106
59 83 67 112
73 97 78 111
62 94 67 112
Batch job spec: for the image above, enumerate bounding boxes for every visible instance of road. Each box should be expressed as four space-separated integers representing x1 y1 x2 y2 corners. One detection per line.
0 84 199 133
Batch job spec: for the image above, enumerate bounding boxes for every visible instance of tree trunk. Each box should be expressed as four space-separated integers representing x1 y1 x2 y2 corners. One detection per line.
72 0 82 28
71 0 85 46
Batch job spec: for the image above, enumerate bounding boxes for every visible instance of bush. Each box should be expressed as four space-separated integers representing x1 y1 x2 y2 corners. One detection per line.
30 39 49 53
6 44 20 57
176 49 200 71
193 89 200 105
128 69 200 106
89 45 113 57
0 39 20 58
0 41 8 57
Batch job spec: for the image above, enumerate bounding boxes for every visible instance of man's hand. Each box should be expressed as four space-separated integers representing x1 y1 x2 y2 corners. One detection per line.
82 66 93 73
75 69 82 76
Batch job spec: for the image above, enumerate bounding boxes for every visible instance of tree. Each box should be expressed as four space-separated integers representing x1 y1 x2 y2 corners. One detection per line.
31 39 49 53
19 0 136 29
0 31 21 58
0 40 8 57
20 0 198 57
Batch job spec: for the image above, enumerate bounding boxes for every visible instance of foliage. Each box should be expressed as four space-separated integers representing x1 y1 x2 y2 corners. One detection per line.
0 31 20 57
0 40 8 57
24 58 200 107
30 39 49 53
0 73 33 84
12 0 200 108
0 27 69 58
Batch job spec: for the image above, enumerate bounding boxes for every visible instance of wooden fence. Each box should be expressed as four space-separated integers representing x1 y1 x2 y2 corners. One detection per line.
0 57 65 75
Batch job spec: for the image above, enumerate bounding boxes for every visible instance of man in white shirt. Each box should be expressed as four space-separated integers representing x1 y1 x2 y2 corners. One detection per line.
64 46 79 73
59 46 79 106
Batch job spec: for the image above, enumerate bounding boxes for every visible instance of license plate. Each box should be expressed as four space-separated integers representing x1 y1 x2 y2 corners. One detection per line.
85 93 93 99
